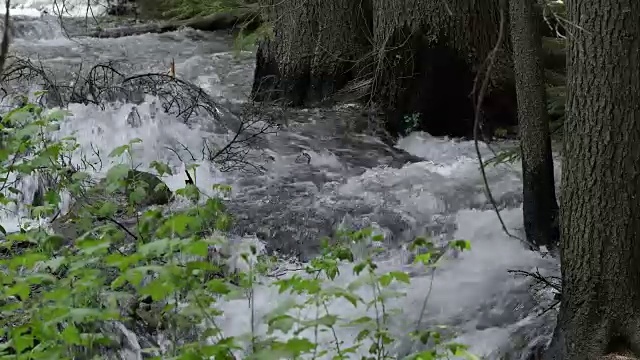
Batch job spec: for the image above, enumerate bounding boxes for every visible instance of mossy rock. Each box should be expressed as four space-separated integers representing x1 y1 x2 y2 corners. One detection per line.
51 170 172 241
111 169 173 207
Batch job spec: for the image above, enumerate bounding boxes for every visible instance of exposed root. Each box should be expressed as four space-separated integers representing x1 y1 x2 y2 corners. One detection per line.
0 56 280 174
508 268 561 316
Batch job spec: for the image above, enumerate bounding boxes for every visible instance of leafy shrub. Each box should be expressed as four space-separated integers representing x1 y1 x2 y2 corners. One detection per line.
0 99 478 359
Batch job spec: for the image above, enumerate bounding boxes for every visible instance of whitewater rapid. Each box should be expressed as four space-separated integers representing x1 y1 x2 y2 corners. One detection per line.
1 3 560 359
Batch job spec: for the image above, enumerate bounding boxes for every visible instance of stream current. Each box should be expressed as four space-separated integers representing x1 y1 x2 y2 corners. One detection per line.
1 5 560 359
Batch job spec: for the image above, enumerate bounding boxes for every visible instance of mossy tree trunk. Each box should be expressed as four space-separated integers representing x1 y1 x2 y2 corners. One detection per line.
545 0 640 359
508 0 558 249
251 0 372 105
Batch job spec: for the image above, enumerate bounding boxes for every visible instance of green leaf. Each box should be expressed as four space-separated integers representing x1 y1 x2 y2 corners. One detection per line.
161 213 199 236
389 270 411 284
183 240 209 257
42 255 66 272
215 213 232 231
67 307 115 322
109 144 131 158
129 185 147 204
138 238 173 256
206 279 231 295
353 262 367 275
140 279 173 301
409 350 437 360
150 160 173 176
378 273 393 287
42 234 66 252
105 164 130 184
96 201 118 218
176 184 200 203
372 234 385 242
410 236 433 250
44 189 61 206
414 252 432 265
7 281 30 300
61 323 82 345
267 314 296 334
450 239 472 251
281 337 315 355
315 314 338 327
11 328 35 353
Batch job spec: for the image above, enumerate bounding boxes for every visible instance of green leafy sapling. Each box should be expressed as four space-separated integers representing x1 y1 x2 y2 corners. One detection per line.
0 101 477 360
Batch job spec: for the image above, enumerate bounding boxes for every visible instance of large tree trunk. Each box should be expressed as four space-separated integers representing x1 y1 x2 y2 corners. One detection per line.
508 0 559 249
369 0 517 137
545 0 640 359
250 0 371 106
251 0 522 138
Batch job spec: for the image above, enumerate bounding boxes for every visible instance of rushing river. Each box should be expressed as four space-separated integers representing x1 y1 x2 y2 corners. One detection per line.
1 3 560 359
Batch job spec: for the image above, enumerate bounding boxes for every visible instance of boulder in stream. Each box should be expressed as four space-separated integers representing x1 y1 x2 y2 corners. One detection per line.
51 169 172 242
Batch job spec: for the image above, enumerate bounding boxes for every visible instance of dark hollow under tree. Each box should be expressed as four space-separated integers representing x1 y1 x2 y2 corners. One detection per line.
369 0 518 138
251 0 520 138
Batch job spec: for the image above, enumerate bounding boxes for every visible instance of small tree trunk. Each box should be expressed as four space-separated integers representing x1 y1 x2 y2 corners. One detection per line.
545 0 640 359
508 0 558 249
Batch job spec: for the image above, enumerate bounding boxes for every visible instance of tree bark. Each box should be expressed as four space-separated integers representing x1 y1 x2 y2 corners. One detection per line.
508 0 559 249
250 0 371 106
546 0 640 359
250 0 524 138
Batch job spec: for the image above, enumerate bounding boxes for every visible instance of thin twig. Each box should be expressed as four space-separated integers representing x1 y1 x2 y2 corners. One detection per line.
96 216 139 240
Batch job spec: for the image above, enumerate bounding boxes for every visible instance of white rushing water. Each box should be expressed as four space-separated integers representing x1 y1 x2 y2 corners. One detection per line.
9 0 107 17
1 3 560 359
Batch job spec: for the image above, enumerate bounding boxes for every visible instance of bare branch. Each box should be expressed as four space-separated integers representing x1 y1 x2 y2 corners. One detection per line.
0 56 279 174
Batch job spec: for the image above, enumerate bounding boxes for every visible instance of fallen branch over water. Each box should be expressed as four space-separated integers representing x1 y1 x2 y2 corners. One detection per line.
85 7 260 38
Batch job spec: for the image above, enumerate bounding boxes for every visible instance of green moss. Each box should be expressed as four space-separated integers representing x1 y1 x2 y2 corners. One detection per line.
136 0 257 20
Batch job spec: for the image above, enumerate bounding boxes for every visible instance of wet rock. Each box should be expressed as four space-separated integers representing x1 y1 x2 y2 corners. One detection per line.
119 169 172 207
126 106 142 128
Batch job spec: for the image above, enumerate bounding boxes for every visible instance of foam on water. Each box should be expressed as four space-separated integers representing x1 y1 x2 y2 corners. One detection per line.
55 98 229 193
11 0 106 17
0 8 559 359
213 206 550 359
25 100 552 358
